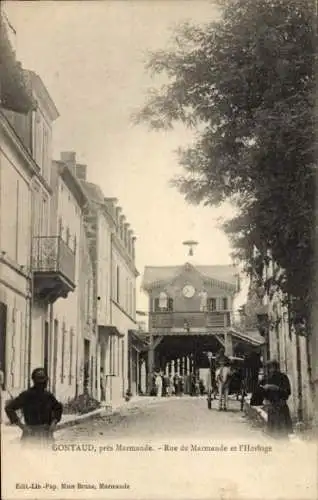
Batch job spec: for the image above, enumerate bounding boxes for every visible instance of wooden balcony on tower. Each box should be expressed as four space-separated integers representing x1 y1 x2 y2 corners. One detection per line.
149 311 231 334
32 236 76 303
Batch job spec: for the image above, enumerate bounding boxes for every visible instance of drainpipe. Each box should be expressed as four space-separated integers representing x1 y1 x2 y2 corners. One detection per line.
27 268 33 388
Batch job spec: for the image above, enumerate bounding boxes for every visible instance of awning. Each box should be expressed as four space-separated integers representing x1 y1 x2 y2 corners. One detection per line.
229 328 265 346
128 330 149 352
98 325 124 338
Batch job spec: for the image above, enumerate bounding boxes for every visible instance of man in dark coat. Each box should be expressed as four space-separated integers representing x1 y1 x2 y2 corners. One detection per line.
5 368 63 446
251 360 293 438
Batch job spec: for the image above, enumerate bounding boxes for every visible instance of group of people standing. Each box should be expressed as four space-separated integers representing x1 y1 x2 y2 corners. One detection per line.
152 371 204 398
1 355 294 444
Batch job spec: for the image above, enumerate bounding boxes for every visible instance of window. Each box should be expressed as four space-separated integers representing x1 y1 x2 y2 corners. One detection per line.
58 217 63 236
66 227 71 246
32 110 42 169
207 298 217 311
69 328 74 385
86 279 91 321
41 196 48 236
32 185 42 237
130 282 133 316
125 277 129 312
116 266 120 303
222 297 228 310
61 323 66 383
42 126 50 181
168 298 174 311
153 298 160 312
153 296 172 312
15 180 19 261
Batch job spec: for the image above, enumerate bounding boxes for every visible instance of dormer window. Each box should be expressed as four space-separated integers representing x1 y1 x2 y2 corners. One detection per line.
153 294 173 312
159 292 168 310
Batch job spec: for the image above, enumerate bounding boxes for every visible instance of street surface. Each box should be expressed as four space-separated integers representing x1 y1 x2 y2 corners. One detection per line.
2 397 317 500
57 395 263 441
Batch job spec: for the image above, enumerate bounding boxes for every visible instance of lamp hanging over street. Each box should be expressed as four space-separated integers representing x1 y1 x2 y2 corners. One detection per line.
182 240 198 257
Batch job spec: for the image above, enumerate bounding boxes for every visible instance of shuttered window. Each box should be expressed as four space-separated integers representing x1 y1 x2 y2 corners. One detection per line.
207 298 217 311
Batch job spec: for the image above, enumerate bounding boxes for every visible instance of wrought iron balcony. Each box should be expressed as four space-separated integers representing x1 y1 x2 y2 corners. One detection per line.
149 311 231 334
32 236 76 302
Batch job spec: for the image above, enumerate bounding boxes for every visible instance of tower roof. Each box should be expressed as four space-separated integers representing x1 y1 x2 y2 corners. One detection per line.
142 263 238 291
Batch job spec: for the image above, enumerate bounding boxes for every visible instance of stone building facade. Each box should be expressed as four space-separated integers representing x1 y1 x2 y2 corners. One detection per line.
62 152 139 408
246 247 314 425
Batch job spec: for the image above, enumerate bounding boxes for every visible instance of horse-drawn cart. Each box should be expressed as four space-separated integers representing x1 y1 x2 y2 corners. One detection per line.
206 355 246 411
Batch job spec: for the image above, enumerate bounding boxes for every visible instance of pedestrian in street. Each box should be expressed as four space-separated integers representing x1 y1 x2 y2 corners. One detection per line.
252 360 293 439
5 368 63 447
174 373 180 396
215 347 231 369
155 372 163 397
163 374 170 396
169 374 175 396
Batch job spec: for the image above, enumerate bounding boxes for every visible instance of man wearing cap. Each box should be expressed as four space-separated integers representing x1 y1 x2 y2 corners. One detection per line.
257 360 293 438
5 368 63 446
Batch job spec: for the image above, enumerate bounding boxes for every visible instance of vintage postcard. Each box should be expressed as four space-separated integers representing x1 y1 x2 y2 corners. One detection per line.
0 1 317 499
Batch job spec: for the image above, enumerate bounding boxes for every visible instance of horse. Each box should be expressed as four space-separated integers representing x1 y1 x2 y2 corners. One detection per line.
215 365 232 411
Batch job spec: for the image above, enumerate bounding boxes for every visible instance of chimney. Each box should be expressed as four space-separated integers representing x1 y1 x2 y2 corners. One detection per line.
60 151 87 181
61 151 76 167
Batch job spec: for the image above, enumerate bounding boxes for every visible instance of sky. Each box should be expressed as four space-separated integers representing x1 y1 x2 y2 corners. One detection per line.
4 0 247 313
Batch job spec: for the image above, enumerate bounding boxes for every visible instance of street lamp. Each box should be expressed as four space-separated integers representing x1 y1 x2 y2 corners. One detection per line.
182 240 198 257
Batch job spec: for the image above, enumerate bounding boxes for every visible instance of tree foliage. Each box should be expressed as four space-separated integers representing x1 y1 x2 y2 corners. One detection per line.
135 0 317 312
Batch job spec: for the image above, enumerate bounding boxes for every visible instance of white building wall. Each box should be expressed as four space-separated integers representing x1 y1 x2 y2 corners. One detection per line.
51 177 82 403
0 143 32 266
0 130 32 397
110 243 137 407
30 301 47 372
96 213 111 326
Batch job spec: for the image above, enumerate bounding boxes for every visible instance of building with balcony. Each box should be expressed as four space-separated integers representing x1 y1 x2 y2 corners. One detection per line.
141 261 263 393
44 158 93 403
63 152 139 407
0 13 61 403
0 12 36 401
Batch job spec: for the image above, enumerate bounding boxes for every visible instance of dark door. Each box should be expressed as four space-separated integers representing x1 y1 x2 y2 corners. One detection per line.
0 302 7 388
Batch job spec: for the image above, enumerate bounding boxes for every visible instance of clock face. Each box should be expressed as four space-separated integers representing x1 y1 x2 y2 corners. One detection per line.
182 285 195 298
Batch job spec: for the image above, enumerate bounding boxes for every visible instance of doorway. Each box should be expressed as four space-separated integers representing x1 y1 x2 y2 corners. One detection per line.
52 319 58 393
84 339 90 394
0 302 7 388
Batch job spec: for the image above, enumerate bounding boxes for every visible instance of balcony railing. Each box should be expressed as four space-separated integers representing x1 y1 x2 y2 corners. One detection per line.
149 311 231 331
32 236 75 286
